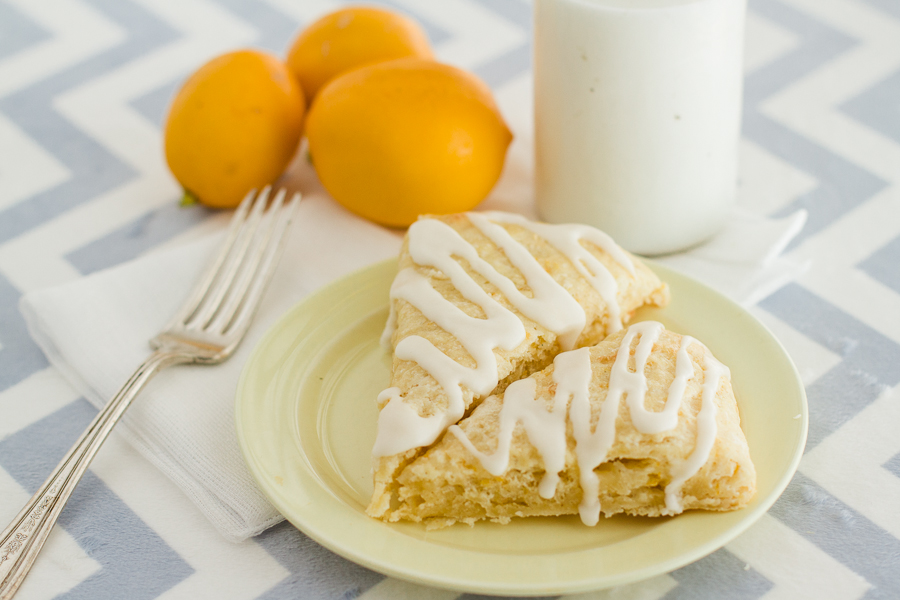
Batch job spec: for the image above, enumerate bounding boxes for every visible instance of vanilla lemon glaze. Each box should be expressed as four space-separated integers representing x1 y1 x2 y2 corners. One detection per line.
372 212 636 458
450 321 728 524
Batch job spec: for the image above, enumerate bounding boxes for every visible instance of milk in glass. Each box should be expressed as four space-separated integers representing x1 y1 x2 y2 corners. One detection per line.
534 0 746 255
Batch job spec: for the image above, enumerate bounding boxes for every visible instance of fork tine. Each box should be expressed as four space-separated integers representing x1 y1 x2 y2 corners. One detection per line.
187 186 271 329
221 192 300 339
168 189 258 328
205 188 288 333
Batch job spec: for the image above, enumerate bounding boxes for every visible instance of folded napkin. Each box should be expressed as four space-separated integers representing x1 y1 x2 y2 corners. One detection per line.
19 194 807 542
20 194 403 541
653 208 810 306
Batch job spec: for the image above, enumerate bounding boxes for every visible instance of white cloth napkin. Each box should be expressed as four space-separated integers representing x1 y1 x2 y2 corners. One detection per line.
19 192 807 542
653 208 810 306
20 194 403 542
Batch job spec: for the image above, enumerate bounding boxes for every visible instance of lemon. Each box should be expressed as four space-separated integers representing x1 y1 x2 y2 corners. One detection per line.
164 49 306 209
305 58 513 227
286 7 433 102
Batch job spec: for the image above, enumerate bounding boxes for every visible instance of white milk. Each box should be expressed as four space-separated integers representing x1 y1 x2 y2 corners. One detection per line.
534 0 746 255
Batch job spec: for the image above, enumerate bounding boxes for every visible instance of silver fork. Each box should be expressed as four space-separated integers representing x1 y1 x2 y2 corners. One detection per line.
0 187 299 600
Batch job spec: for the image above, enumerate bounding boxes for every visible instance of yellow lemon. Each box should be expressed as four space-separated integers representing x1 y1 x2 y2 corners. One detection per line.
286 7 433 102
305 58 513 228
164 49 306 209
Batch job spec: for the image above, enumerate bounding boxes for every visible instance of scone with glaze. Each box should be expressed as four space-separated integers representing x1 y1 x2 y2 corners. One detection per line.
392 321 757 527
368 211 670 520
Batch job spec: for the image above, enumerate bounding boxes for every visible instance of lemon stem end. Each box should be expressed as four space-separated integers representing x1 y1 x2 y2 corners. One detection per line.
180 190 199 207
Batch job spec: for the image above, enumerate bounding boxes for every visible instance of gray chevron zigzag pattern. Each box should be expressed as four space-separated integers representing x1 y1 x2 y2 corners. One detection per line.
0 0 899 598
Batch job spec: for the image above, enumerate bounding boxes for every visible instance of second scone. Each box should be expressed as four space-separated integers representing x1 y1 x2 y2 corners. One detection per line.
391 321 757 528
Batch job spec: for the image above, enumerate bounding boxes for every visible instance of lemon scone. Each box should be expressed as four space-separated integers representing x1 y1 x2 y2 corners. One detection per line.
391 321 757 527
368 212 670 519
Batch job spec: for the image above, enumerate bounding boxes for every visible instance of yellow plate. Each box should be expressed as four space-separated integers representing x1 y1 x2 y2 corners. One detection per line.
235 258 807 596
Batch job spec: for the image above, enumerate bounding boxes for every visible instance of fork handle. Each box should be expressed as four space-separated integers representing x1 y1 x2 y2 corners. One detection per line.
0 349 192 600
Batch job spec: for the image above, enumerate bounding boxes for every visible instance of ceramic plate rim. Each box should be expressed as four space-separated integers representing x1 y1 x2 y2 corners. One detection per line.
236 258 808 596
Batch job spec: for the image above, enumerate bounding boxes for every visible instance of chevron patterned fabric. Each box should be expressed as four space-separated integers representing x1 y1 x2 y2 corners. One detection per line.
1 0 899 598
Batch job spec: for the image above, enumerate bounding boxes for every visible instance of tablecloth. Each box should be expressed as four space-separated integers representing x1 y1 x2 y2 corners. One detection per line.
1 0 898 598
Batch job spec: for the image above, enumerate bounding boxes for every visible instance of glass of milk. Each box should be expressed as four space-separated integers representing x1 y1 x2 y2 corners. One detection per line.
534 0 746 255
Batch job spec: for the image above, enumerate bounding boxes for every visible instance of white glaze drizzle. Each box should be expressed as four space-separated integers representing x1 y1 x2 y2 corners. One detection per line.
372 388 446 457
374 213 634 458
662 352 726 514
452 321 726 525
372 263 523 457
449 372 571 500
465 212 586 350
484 211 634 335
